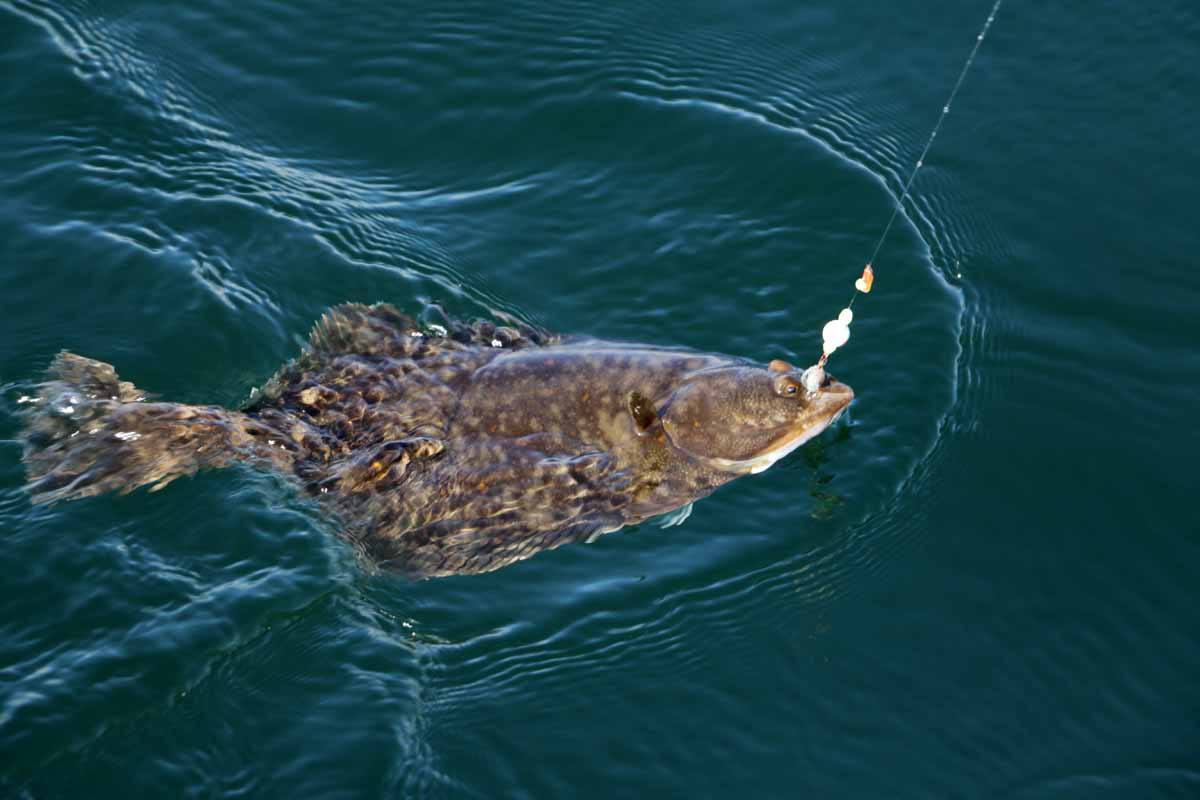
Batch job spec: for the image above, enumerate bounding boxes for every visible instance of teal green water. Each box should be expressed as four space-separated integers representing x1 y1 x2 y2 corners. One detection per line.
2 0 1198 796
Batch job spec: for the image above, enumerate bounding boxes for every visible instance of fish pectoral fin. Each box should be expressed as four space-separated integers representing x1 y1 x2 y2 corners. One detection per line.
627 391 659 435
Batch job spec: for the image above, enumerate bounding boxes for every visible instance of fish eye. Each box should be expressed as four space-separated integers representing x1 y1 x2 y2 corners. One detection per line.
773 375 801 397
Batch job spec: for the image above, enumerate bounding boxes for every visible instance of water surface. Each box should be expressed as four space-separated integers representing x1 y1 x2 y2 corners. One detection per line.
1 0 1198 796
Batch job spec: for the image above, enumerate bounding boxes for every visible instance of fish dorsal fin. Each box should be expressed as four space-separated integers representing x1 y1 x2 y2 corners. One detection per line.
308 302 560 358
307 303 421 357
627 391 659 434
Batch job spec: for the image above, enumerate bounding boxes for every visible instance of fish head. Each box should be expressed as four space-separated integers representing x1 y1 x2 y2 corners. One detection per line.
657 359 853 474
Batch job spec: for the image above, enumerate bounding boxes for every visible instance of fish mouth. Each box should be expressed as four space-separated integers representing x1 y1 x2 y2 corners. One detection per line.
738 380 854 475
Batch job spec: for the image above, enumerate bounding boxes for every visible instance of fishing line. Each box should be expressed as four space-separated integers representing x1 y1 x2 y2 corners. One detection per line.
805 0 1004 384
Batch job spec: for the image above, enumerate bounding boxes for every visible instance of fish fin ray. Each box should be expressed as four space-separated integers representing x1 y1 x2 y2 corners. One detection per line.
306 302 560 359
307 303 421 357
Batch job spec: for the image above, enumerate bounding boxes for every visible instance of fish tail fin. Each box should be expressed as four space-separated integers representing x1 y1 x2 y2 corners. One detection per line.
21 352 285 504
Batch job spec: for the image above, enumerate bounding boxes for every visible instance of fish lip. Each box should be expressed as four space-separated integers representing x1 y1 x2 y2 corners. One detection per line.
824 381 854 419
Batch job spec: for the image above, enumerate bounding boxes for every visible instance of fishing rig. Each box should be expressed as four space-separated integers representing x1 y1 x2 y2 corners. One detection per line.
802 0 1004 393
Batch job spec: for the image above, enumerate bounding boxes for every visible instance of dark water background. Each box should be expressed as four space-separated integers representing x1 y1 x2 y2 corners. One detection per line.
2 0 1198 796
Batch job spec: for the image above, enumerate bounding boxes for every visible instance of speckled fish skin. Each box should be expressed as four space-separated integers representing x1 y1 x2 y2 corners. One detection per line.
21 303 853 578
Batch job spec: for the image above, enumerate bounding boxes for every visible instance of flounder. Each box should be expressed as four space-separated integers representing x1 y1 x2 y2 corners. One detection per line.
21 304 852 577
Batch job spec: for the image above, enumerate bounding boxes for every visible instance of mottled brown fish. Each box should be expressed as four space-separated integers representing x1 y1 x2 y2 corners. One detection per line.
21 303 852 577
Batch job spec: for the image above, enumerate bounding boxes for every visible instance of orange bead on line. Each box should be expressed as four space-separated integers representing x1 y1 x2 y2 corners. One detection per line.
854 265 875 294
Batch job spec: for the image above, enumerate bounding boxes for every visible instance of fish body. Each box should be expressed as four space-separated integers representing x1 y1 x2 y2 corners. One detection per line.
21 303 852 577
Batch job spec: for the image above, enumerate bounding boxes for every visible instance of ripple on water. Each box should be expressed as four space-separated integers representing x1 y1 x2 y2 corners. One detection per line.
0 0 1021 793
2 0 536 335
11 0 964 591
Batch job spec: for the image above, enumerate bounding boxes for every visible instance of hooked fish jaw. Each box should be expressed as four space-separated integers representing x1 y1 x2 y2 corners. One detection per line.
658 360 854 475
743 426 826 474
710 380 853 475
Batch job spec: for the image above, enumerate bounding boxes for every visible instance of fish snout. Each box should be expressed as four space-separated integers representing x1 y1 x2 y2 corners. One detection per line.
815 376 854 422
